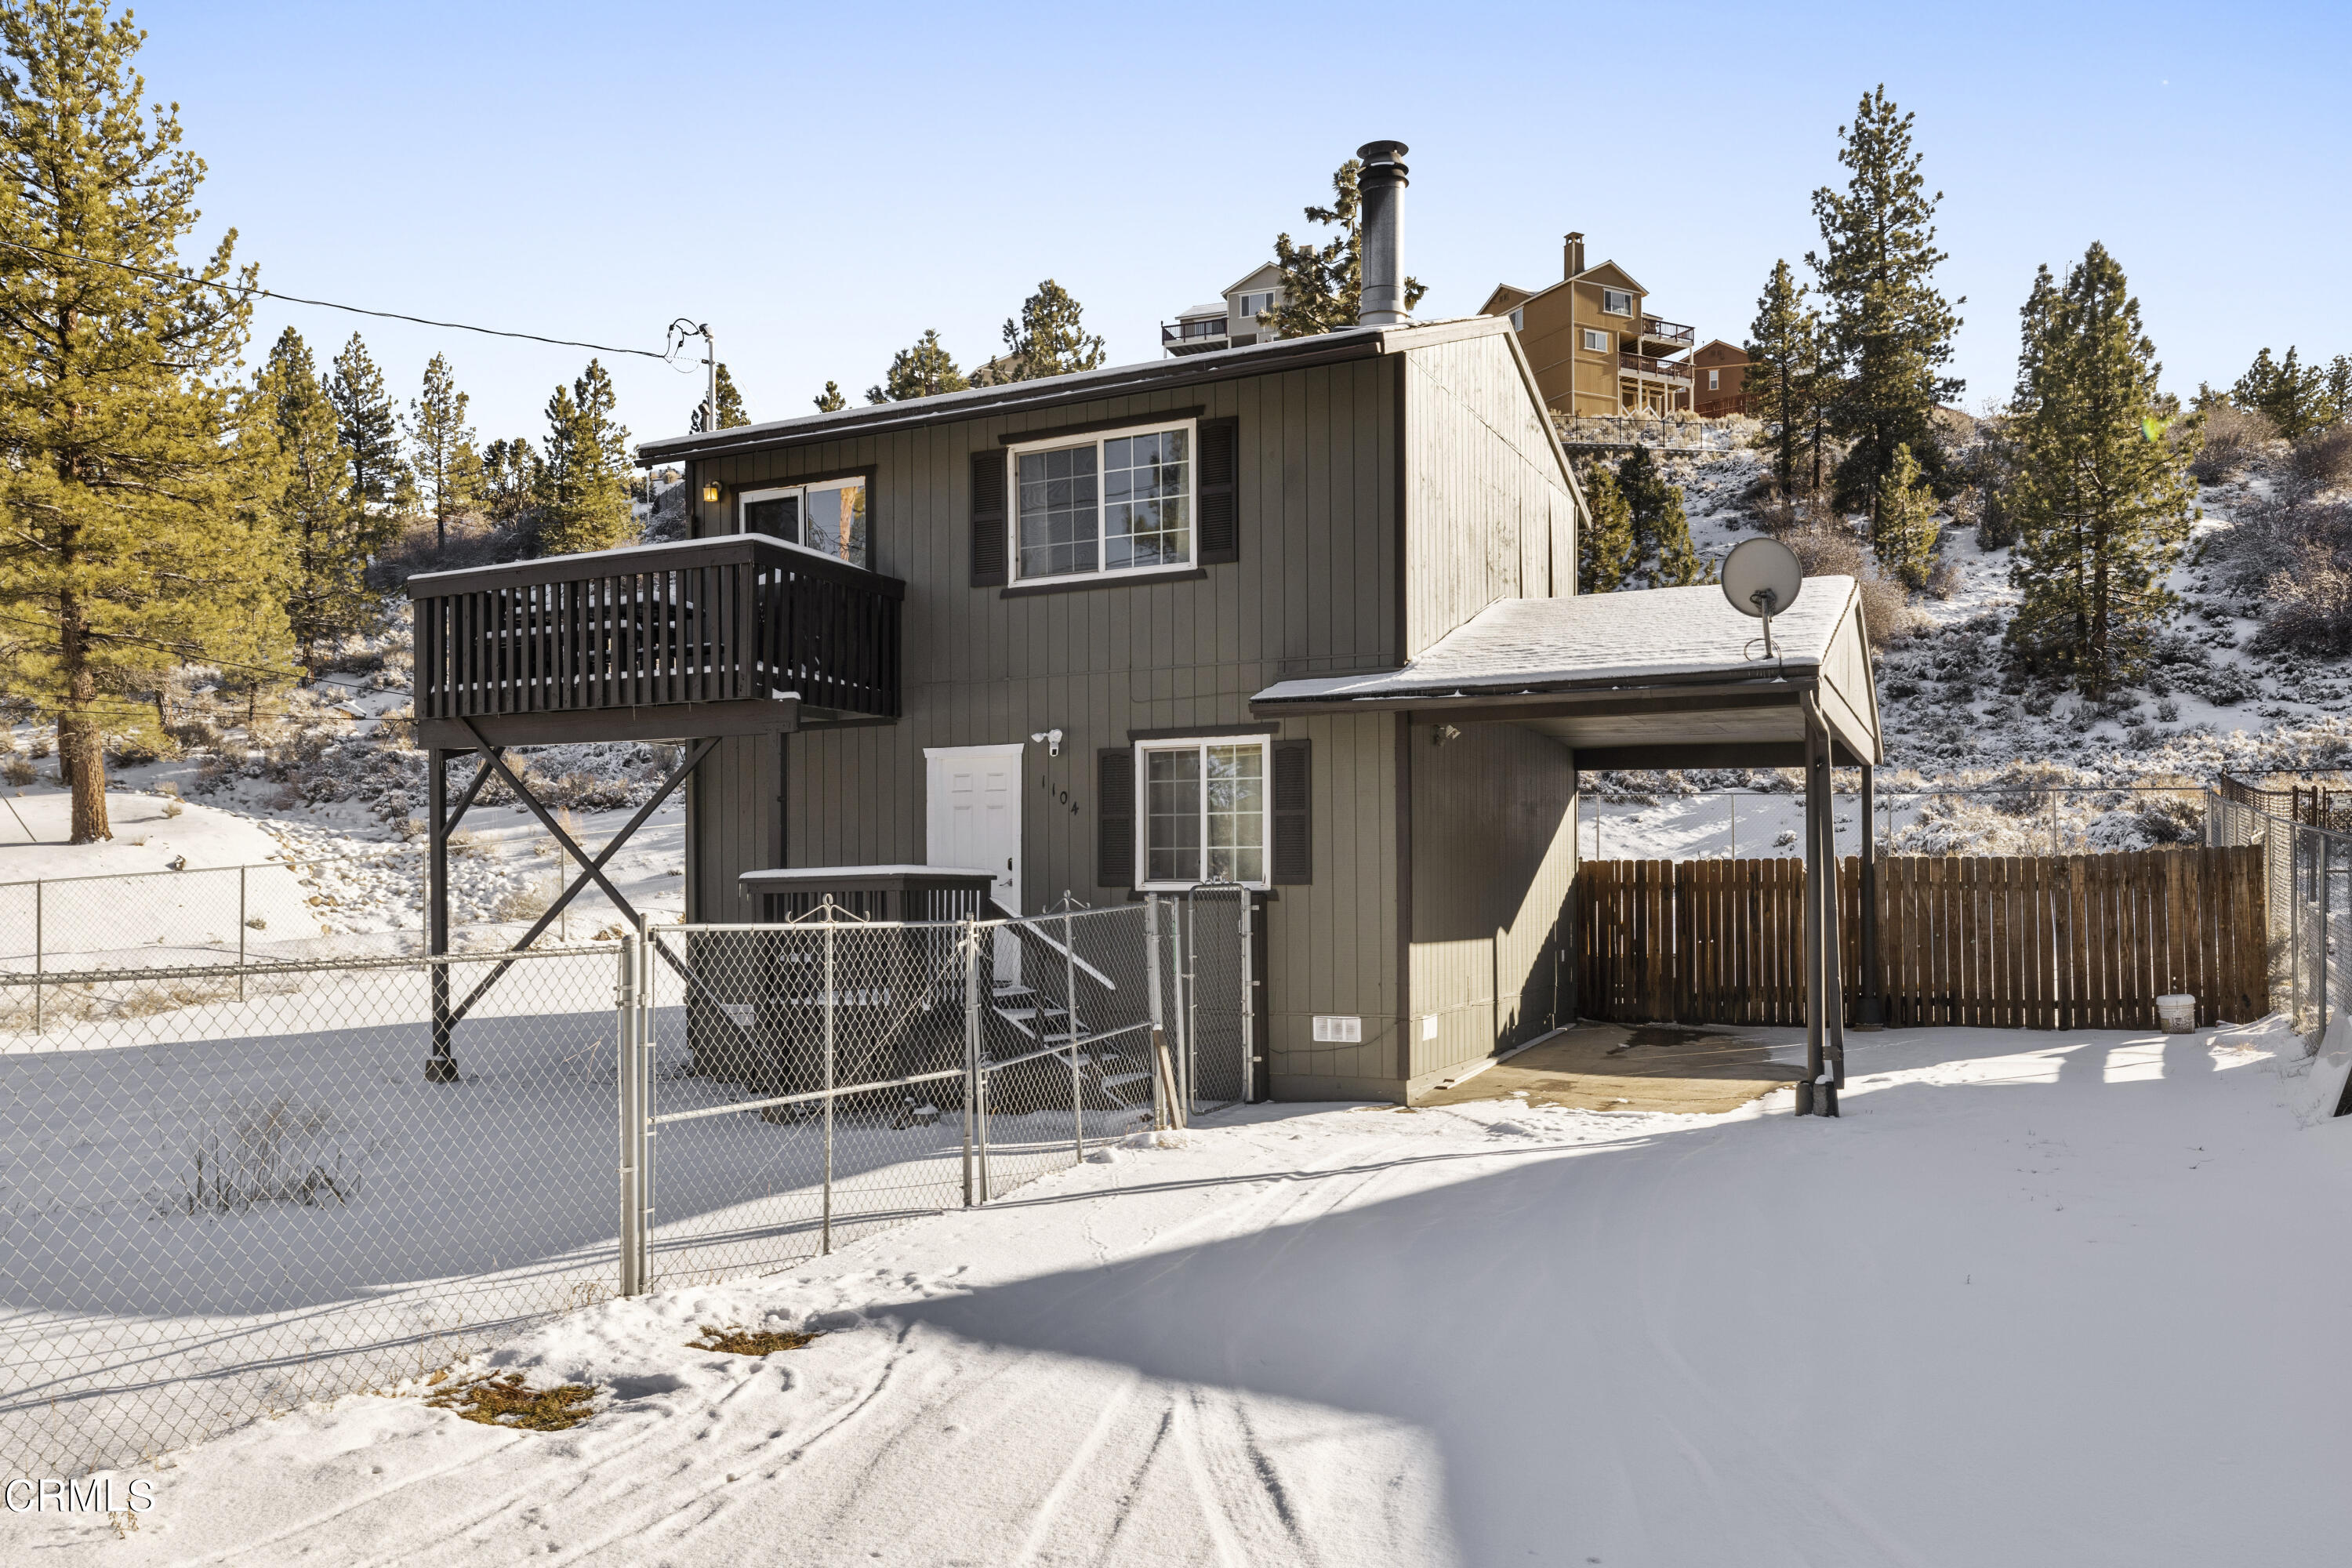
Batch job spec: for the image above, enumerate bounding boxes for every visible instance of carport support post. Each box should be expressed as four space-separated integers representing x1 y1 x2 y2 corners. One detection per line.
1798 696 1841 1116
1857 763 1884 1028
426 747 458 1083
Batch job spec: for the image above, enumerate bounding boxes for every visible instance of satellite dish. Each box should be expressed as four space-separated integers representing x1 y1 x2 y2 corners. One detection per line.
1721 538 1803 657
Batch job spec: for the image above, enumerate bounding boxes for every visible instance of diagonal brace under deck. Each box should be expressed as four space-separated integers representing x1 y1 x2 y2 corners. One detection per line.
441 735 717 1030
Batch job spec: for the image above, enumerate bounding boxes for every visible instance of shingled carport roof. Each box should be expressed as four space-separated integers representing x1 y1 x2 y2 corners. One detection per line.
1250 575 1882 771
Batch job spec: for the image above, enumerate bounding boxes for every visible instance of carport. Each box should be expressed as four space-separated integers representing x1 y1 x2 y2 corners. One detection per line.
1252 574 1885 1116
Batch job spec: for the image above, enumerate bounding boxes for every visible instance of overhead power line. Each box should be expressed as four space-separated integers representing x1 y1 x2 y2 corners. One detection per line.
0 237 679 362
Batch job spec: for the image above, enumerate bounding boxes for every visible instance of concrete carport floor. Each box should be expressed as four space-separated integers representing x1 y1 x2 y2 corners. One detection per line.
1415 1021 1806 1114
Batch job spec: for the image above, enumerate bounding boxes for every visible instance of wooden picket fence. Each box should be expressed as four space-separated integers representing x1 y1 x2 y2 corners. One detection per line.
1577 848 2267 1030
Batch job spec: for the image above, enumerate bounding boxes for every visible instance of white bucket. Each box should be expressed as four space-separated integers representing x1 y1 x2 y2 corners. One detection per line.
2155 993 2197 1034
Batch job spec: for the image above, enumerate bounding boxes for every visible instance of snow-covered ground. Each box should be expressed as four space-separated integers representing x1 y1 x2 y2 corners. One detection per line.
20 1015 2352 1566
0 788 684 968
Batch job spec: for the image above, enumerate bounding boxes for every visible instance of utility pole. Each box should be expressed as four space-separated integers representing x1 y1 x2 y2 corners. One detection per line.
670 318 717 432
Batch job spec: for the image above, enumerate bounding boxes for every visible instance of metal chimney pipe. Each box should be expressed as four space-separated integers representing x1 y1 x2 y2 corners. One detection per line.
1356 140 1410 328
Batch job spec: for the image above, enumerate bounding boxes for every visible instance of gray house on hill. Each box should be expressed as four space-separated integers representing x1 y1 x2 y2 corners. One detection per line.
630 311 1584 1102
405 141 1882 1109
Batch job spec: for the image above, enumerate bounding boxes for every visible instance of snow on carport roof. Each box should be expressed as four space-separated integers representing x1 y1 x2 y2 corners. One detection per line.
1254 576 1861 704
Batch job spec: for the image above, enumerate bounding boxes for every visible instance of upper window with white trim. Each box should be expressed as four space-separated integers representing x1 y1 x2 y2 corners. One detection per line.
740 477 868 569
1581 328 1611 353
1010 419 1193 583
1139 736 1266 887
1235 290 1278 318
1508 307 1526 332
1601 288 1634 316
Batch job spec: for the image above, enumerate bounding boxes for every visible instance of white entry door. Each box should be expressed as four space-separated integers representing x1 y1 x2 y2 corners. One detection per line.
924 743 1025 985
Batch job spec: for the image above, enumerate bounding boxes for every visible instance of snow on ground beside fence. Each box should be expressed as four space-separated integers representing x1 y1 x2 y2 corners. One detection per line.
21 1014 2352 1566
0 959 1156 1480
0 790 685 968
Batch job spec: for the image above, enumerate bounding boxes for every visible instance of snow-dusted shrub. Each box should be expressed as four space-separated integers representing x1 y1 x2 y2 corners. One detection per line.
1926 561 1965 600
493 884 552 921
2132 794 2205 844
2256 554 2352 655
1771 519 1920 648
171 1096 372 1216
2177 661 2260 706
1 753 29 786
2205 497 2350 599
2285 426 2352 499
2190 404 2275 483
543 771 634 811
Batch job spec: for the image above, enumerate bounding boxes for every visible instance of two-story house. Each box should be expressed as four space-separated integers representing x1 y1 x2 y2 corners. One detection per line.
1691 339 1751 416
404 146 1882 1110
1479 232 1697 417
1160 263 1287 357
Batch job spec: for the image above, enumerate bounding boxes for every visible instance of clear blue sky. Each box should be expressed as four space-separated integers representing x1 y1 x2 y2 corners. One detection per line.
140 0 2349 455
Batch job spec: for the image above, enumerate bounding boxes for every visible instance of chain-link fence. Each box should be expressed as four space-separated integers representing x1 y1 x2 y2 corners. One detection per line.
0 946 620 1480
2209 792 2347 1052
2 892 1245 1479
632 896 1239 1288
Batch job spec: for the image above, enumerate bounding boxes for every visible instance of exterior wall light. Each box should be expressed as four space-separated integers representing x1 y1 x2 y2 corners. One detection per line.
701 481 721 505
1029 728 1063 757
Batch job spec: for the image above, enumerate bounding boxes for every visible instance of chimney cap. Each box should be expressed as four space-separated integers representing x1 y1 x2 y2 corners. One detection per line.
1356 139 1410 168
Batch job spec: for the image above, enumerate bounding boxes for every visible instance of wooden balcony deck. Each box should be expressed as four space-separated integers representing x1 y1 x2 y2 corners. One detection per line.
407 534 904 749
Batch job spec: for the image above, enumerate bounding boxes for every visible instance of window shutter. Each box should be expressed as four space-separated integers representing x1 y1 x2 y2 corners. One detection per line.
1096 747 1135 887
1271 739 1311 884
970 448 1007 586
1197 416 1240 564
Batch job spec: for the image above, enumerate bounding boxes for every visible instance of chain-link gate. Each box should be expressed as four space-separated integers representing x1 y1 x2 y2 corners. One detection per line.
1174 884 1256 1114
2 895 1248 1480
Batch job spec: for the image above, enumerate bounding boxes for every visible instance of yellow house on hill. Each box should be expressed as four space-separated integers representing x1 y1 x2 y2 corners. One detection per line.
1480 232 1695 417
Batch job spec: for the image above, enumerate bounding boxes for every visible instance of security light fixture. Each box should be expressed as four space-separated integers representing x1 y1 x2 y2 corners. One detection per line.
1029 728 1064 757
701 481 721 505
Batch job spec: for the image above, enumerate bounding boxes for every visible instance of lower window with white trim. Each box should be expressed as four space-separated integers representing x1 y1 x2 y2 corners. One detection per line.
1138 737 1267 887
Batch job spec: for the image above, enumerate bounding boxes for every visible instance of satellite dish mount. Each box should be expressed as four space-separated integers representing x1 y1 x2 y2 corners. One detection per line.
1720 538 1805 660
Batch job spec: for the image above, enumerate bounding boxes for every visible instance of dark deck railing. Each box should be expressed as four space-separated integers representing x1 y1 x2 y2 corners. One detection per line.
1640 314 1695 347
408 534 905 730
1617 350 1695 383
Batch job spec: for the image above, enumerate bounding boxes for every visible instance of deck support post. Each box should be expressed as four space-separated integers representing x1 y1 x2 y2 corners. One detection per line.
426 747 458 1082
1857 760 1884 1029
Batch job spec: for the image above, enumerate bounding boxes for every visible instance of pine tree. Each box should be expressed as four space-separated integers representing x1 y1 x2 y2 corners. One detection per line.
713 362 748 429
407 352 478 550
2004 245 2198 701
1744 260 1824 499
255 329 372 677
1258 158 1428 339
812 381 848 412
1617 446 1708 586
1577 464 1637 592
479 437 539 528
325 333 410 506
865 328 968 403
1806 86 1964 533
533 360 633 555
1875 442 1940 588
999 280 1107 381
0 0 289 841
2324 355 2352 428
